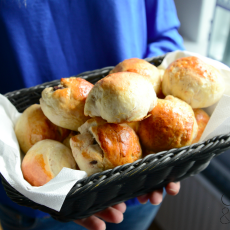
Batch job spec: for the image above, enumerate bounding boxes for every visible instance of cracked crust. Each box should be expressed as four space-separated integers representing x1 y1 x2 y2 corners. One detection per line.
70 118 142 176
138 96 198 154
162 56 225 108
40 77 94 131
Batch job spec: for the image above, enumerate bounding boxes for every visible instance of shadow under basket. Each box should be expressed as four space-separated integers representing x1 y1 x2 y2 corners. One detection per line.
1 56 230 222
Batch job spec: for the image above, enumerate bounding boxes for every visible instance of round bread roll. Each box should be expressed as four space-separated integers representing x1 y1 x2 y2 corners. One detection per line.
162 56 225 108
21 140 77 186
138 95 198 153
70 118 142 176
84 72 157 123
110 58 162 95
15 104 70 154
192 109 210 144
40 77 93 131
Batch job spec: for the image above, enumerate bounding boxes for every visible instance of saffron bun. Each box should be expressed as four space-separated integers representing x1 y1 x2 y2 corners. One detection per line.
84 72 157 123
110 58 162 95
162 56 225 108
70 118 142 176
15 104 70 154
40 77 93 131
192 109 210 144
21 140 77 186
138 96 198 153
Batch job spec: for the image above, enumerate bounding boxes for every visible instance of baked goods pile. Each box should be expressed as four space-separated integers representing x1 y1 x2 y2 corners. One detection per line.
15 56 225 186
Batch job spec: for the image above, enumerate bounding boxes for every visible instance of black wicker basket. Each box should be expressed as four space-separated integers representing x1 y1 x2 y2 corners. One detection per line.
1 55 230 222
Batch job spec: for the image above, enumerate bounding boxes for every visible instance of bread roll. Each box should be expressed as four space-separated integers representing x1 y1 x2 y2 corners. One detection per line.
84 72 157 123
15 104 70 154
162 56 225 108
40 77 93 131
110 58 162 95
70 118 142 176
21 140 77 186
192 109 210 143
138 96 198 153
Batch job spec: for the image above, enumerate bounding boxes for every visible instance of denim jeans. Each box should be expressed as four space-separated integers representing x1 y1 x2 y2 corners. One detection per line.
0 200 162 230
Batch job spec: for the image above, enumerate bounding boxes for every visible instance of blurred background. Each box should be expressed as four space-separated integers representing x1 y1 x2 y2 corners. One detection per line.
149 0 230 230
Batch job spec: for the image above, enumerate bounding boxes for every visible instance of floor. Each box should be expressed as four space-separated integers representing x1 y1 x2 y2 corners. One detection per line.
148 220 163 230
0 221 162 230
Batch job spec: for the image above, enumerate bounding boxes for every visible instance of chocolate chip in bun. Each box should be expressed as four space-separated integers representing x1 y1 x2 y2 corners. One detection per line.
192 108 210 144
15 104 70 154
84 72 157 123
138 95 198 154
162 56 225 108
70 118 142 176
21 140 77 186
110 58 162 96
40 77 94 131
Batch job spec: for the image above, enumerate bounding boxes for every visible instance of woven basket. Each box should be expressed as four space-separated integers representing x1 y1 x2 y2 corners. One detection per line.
1 55 230 222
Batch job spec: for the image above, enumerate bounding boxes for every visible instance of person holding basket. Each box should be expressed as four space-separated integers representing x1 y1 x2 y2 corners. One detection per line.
0 0 184 230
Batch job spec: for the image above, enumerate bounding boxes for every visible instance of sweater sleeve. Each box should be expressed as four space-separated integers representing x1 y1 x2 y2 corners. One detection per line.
144 0 185 57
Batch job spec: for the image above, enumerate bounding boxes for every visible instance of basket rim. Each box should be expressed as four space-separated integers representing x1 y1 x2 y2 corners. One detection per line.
65 133 230 197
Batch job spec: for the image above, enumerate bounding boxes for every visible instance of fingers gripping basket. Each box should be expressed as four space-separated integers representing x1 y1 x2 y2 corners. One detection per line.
1 56 230 222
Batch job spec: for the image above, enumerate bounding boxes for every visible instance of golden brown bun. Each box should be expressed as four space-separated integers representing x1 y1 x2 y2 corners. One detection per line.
84 72 157 123
162 56 225 108
40 77 94 131
15 104 70 154
21 140 77 186
138 96 198 153
110 58 162 95
192 109 210 143
70 118 142 176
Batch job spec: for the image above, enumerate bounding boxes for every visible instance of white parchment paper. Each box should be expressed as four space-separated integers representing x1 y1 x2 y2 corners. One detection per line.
0 50 230 212
0 95 87 211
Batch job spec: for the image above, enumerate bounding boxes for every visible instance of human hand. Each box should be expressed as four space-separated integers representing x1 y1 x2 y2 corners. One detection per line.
137 182 181 205
74 202 126 230
73 182 180 230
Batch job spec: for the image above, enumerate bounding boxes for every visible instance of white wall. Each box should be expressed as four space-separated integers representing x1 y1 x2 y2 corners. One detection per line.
174 0 216 43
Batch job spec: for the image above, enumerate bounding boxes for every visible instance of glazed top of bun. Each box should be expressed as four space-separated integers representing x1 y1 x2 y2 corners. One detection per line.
138 95 198 153
162 56 225 108
70 118 142 175
84 72 157 123
110 58 162 95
